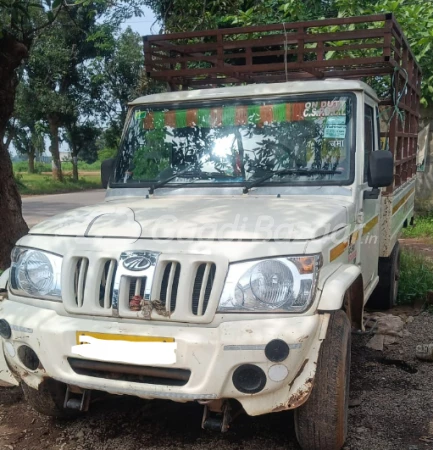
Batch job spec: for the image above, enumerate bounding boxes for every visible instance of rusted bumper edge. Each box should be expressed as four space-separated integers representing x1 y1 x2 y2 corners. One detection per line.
271 313 330 413
0 287 20 387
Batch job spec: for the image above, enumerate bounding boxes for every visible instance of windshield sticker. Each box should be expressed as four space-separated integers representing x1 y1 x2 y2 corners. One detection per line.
324 116 347 139
329 140 345 148
139 101 349 130
303 100 346 118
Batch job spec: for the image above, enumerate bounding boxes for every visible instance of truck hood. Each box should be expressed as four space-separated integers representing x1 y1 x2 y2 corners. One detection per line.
29 195 353 241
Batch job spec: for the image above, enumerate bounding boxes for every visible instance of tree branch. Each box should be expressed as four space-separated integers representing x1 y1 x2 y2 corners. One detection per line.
30 4 65 35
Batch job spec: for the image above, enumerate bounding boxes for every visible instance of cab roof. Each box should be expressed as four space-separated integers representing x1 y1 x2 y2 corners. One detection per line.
129 79 379 106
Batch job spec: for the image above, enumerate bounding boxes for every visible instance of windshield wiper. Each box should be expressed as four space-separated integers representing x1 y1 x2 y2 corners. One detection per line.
149 167 234 194
242 168 342 194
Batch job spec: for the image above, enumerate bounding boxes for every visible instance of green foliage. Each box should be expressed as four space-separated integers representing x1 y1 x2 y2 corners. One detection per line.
398 249 433 305
13 160 101 172
88 26 165 148
62 160 101 171
333 0 433 106
65 123 101 163
97 147 117 161
89 27 145 122
132 129 170 179
4 1 152 175
401 214 433 239
13 161 31 172
16 172 101 195
13 125 44 160
33 162 52 173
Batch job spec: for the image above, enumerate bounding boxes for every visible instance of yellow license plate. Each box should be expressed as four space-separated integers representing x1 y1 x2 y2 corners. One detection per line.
75 331 175 345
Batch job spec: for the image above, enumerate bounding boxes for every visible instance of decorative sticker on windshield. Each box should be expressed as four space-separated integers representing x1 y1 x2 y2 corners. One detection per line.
139 100 347 130
324 116 347 139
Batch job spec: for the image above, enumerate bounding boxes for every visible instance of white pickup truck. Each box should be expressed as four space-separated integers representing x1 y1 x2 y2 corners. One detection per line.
0 14 420 450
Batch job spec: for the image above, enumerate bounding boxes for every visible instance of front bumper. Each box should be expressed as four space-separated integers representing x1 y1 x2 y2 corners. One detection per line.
0 299 329 416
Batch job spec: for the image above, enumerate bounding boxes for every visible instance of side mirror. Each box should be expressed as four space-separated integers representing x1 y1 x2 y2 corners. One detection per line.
368 150 394 188
101 158 115 189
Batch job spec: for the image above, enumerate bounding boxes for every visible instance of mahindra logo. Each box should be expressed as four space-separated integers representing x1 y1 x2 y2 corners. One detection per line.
123 255 152 271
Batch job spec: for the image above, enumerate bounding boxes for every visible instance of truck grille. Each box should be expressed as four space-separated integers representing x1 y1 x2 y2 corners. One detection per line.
73 257 88 308
128 276 147 299
72 257 117 310
62 252 227 323
192 263 216 316
99 260 117 309
159 262 180 313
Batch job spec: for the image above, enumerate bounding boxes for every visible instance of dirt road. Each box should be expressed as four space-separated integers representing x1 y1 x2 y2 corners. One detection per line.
1 310 432 450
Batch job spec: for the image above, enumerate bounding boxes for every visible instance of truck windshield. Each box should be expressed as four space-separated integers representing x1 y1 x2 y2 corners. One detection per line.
113 94 354 188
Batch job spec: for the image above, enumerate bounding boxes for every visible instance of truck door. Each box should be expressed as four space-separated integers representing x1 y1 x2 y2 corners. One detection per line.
360 101 381 291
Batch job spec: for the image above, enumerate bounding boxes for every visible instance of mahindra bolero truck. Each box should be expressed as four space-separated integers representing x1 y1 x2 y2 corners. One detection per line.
0 14 420 450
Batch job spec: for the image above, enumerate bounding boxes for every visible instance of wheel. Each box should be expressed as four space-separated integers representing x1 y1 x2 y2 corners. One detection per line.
21 379 81 418
367 241 401 310
294 310 351 450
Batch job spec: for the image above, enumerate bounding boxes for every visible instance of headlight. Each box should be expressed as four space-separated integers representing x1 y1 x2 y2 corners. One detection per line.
218 254 321 313
10 247 62 300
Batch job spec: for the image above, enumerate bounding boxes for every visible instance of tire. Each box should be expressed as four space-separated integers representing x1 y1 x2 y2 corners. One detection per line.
21 379 81 418
367 241 401 310
294 310 351 450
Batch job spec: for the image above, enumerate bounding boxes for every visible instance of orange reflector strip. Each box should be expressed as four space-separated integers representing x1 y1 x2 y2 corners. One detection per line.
330 241 348 262
392 187 415 215
362 216 379 235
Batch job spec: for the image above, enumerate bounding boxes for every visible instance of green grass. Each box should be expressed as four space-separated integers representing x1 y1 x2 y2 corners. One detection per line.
398 249 433 305
13 160 101 173
401 214 433 239
16 172 101 195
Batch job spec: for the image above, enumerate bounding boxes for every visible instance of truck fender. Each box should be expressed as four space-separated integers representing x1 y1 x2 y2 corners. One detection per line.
0 269 9 291
0 268 19 387
317 264 364 330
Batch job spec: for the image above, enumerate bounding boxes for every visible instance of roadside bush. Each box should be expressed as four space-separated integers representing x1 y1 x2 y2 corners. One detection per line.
13 161 29 172
17 173 101 195
97 148 117 161
398 250 433 305
34 162 52 173
61 161 101 171
401 214 433 239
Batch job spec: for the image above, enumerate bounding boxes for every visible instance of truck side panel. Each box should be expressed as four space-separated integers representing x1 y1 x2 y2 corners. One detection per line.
379 177 416 257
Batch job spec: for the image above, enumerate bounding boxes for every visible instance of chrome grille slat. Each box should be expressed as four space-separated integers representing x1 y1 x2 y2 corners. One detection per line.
128 277 146 299
159 262 181 313
135 278 142 296
76 258 88 308
197 263 211 316
103 260 116 309
192 263 216 316
165 262 178 312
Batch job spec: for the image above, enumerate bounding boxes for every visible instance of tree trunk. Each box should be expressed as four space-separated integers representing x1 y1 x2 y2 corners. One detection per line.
72 155 79 182
0 33 29 269
4 128 15 152
48 116 63 181
70 137 78 182
28 149 35 174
